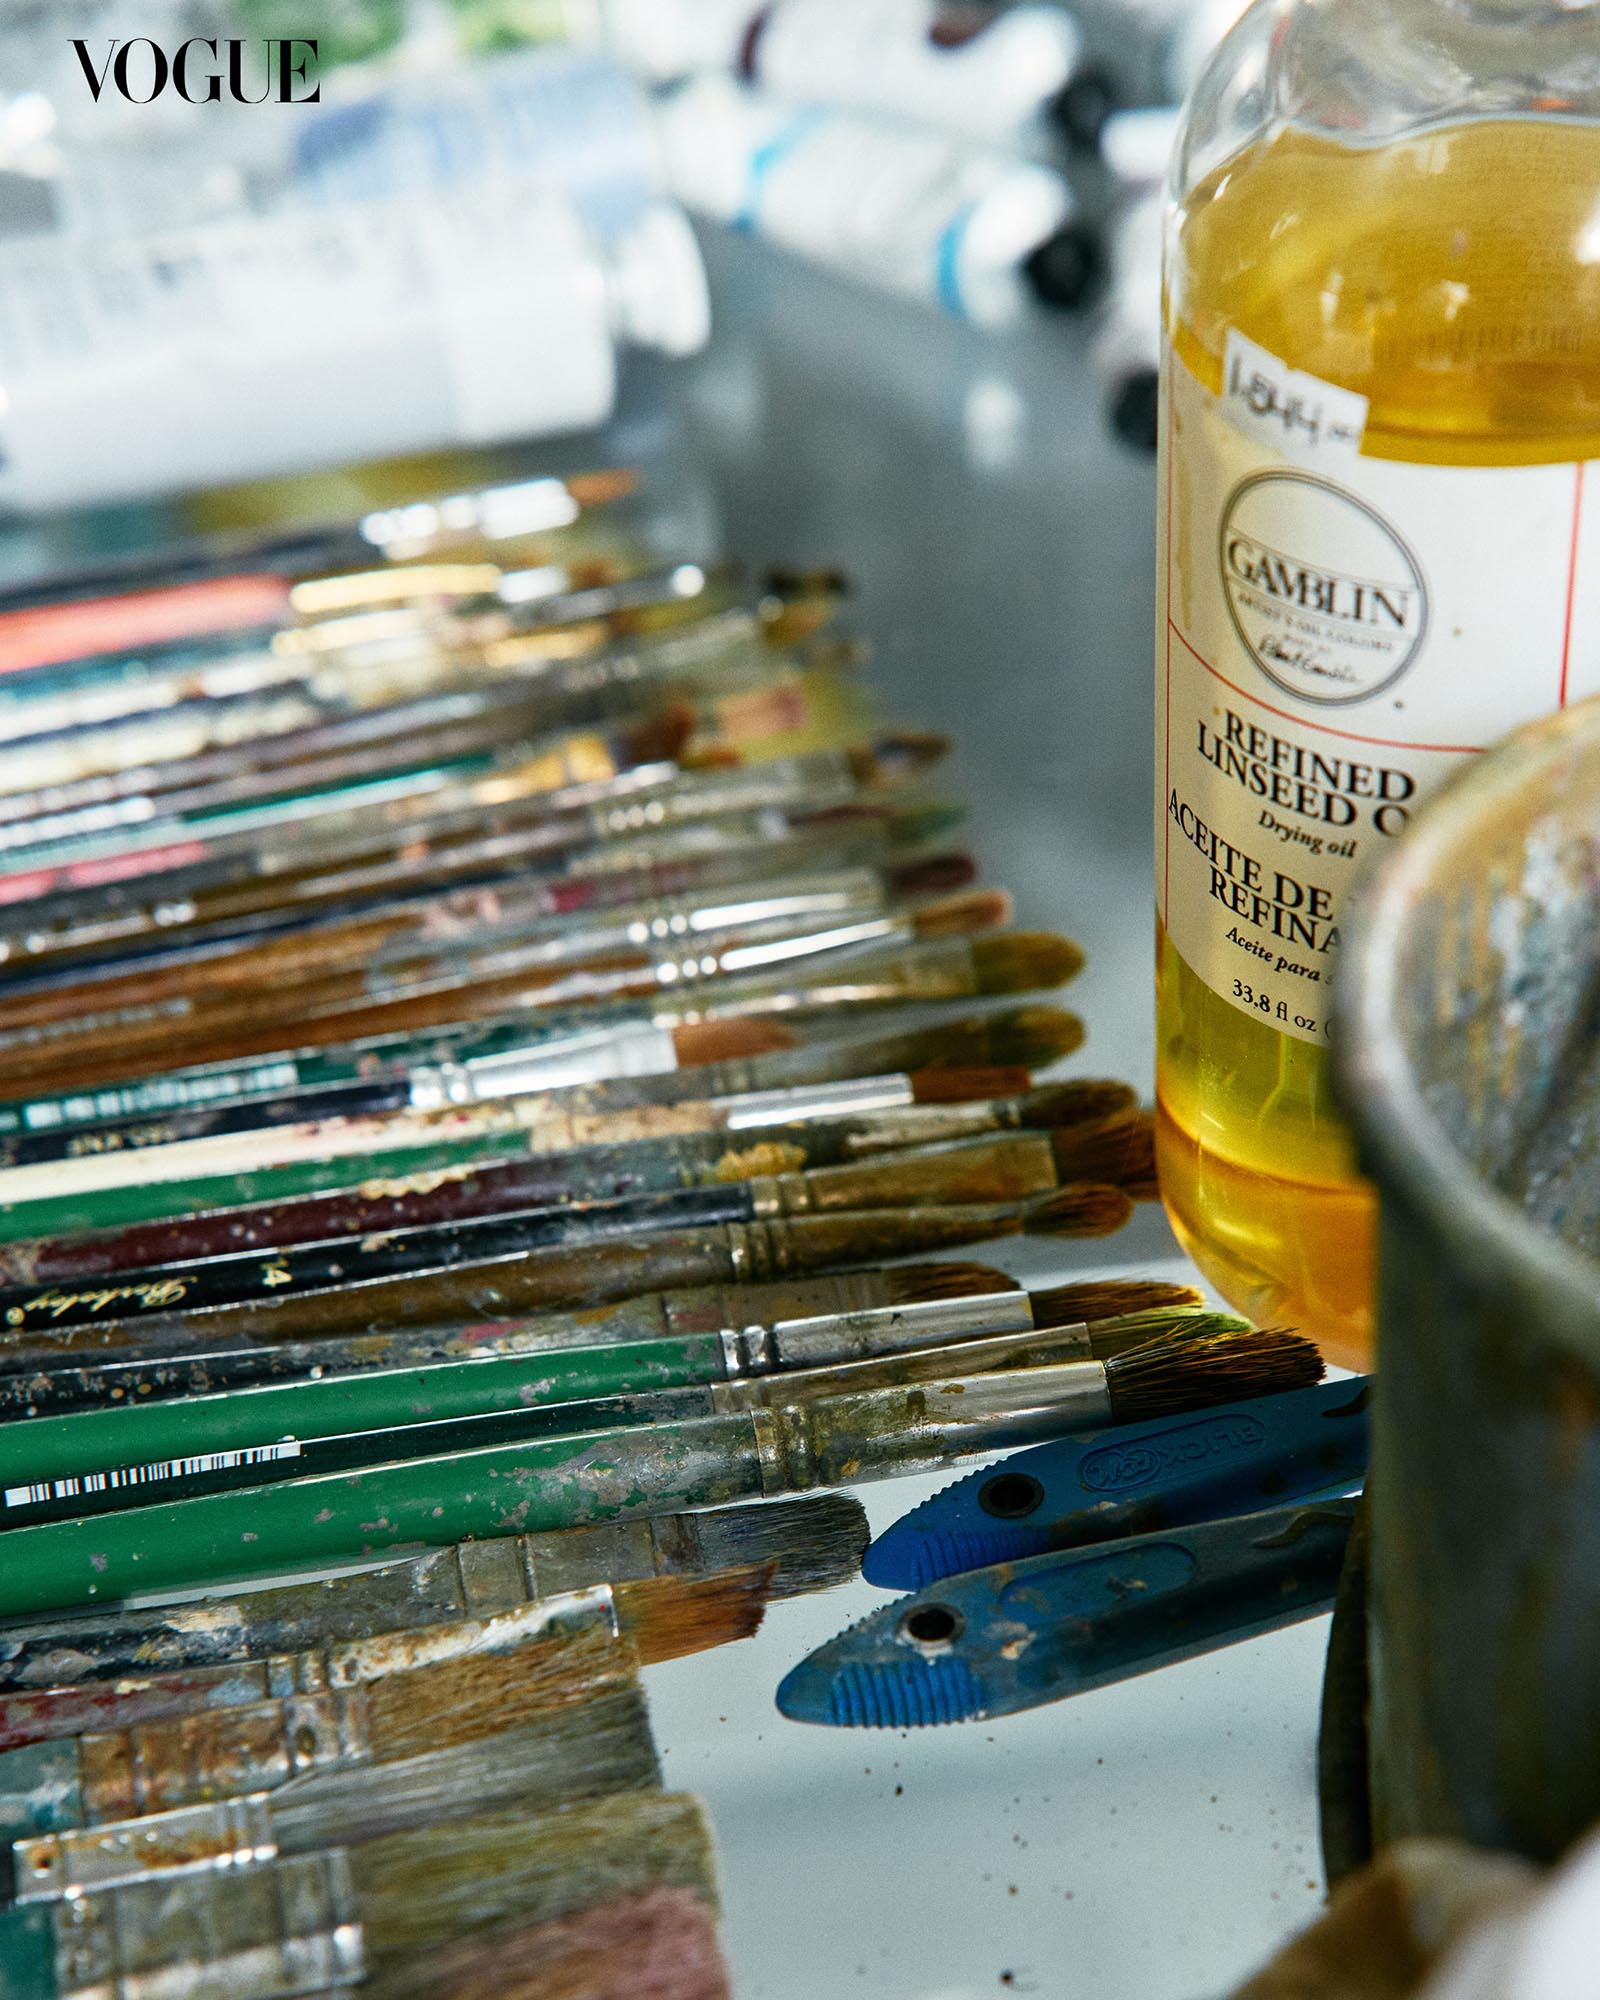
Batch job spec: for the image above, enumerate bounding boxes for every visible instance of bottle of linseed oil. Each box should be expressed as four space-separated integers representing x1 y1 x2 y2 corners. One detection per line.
1156 0 1600 1366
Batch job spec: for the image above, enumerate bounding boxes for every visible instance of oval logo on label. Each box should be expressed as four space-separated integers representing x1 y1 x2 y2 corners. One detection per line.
1219 470 1429 706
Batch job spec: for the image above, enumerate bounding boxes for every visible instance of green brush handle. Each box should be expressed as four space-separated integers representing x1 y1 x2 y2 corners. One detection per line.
0 1905 50 2000
0 1415 770 1619
0 1335 727 1493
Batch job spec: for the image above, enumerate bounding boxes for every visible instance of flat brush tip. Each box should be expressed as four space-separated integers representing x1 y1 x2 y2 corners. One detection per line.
616 1564 773 1663
985 1004 1086 1068
913 888 1014 938
887 851 977 899
1105 1326 1325 1423
908 1064 1033 1105
1048 1109 1158 1188
884 1261 1020 1305
1022 1183 1135 1238
1017 1079 1140 1129
695 1495 869 1595
972 931 1086 995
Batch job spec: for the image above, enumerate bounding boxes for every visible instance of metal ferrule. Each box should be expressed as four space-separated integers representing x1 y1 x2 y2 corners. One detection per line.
720 1221 782 1284
52 1848 364 2000
716 1075 917 1129
757 1363 1114 1490
660 1272 899 1337
77 1691 369 1826
323 1585 618 1689
714 1327 1101 1411
768 1293 1037 1368
18 1793 278 1901
838 1102 1027 1156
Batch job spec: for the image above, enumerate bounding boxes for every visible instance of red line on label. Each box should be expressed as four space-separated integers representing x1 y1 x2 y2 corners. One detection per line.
1559 461 1586 709
1168 622 1485 757
1163 348 1174 913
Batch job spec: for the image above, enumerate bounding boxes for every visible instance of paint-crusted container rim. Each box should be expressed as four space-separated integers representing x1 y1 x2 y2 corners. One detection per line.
1334 695 1600 1350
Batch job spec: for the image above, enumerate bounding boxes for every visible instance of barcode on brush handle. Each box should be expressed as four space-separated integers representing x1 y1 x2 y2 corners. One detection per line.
4 1441 302 1508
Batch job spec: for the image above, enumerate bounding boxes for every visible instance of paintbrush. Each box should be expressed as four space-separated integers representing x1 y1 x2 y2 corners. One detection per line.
0 1301 1235 1515
776 1498 1360 1727
0 1072 1136 1272
0 924 1082 1099
0 1185 1132 1357
0 1328 1317 1619
0 1259 1034 1413
862 1376 1370 1588
6 1683 678 1904
367 1885 732 2000
0 742 938 981
0 1620 655 1844
0 1061 1073 1269
0 468 641 632
0 1130 1120 1330
0 1576 767 1752
0 881 1020 1091
0 1320 1316 1528
0 1793 720 1995
0 1494 868 1688
0 1000 1085 1183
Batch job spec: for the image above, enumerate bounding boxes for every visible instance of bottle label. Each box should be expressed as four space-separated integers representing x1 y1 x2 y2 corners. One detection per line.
1157 337 1600 1045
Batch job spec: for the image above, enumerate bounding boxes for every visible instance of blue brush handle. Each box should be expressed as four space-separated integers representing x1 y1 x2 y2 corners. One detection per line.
863 1376 1369 1588
779 1498 1358 1727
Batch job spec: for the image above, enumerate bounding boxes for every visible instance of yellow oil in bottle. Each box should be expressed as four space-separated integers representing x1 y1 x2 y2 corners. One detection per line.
1158 119 1600 1369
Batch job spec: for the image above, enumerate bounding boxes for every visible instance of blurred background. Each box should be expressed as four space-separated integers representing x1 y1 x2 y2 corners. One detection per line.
0 9 1336 1996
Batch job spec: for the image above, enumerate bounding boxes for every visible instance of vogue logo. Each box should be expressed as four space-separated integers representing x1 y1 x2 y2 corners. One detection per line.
71 38 319 104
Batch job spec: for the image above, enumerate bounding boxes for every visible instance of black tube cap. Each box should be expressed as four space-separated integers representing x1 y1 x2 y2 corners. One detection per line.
1110 367 1161 452
1049 67 1122 153
1022 220 1105 312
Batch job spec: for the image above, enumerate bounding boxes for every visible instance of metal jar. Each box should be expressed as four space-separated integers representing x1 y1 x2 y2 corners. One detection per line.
1335 696 1600 1863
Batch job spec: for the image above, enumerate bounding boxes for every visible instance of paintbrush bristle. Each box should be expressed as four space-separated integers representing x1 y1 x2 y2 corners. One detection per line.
1049 1109 1157 1188
981 1004 1086 1068
615 1564 773 1663
361 1622 630 1761
1017 1079 1141 1129
623 703 697 767
848 729 952 786
268 1686 663 1855
882 1261 1019 1305
971 931 1086 995
1104 1325 1324 1424
1085 1307 1252 1359
912 887 1015 938
674 1018 802 1066
1027 1277 1207 1329
1022 1183 1135 1238
356 1794 719 1959
908 1064 1033 1104
689 1495 868 1596
887 851 977 898
370 1887 732 2000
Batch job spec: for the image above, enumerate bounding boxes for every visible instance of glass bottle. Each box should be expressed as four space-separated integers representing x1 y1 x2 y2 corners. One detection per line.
1155 0 1600 1366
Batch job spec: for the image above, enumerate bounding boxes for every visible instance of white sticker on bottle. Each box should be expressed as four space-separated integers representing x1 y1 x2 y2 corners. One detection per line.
1157 339 1600 1044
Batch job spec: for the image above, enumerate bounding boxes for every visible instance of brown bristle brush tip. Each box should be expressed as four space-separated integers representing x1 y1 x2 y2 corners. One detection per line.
908 1064 1033 1104
847 729 952 787
1021 1183 1136 1238
912 887 1015 938
616 1564 774 1663
1104 1326 1325 1424
379 1886 733 2000
981 1004 1086 1068
971 931 1086 995
356 1793 718 1962
691 1493 870 1595
886 850 978 899
624 702 698 767
1017 1079 1141 1129
1027 1276 1207 1328
882 1261 1021 1305
1049 1109 1158 1190
673 1018 803 1066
